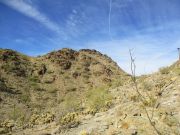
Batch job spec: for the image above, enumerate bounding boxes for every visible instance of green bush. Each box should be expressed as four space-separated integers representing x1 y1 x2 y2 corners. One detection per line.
86 87 112 111
1 62 27 76
0 79 7 92
48 88 58 94
173 68 180 75
159 67 169 74
30 82 44 91
66 86 76 92
63 93 81 112
9 105 23 121
28 76 40 83
20 93 31 103
143 95 157 107
110 79 123 88
142 81 153 91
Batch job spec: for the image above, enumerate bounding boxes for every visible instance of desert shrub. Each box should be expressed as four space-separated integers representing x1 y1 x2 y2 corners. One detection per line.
35 87 45 91
110 79 123 88
46 70 54 74
155 79 166 91
29 112 54 125
59 71 64 74
81 61 91 67
31 82 44 91
80 130 89 135
2 63 27 76
82 74 90 79
72 71 80 78
28 76 40 83
48 88 58 94
20 93 31 103
83 79 91 84
66 86 76 92
58 60 72 70
130 95 139 102
43 76 55 84
76 67 81 70
64 74 70 79
173 68 180 75
163 115 179 127
86 87 112 111
83 108 97 115
0 54 16 61
9 105 23 121
142 81 153 91
62 93 81 112
59 112 80 128
159 67 169 74
143 95 157 107
0 78 7 92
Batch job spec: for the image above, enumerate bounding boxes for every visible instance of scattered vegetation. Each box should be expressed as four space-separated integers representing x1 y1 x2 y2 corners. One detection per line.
86 87 112 112
159 67 170 74
8 104 25 123
29 112 55 125
172 68 180 75
142 81 153 91
143 95 157 107
2 63 27 76
110 79 123 88
0 78 7 92
3 48 179 134
28 76 40 83
20 93 31 103
59 112 80 128
129 49 162 135
48 88 58 94
62 93 82 112
80 130 89 135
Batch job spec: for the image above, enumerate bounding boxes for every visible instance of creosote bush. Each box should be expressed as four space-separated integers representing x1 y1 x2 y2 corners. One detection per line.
143 95 157 107
0 78 7 92
142 81 153 91
20 93 31 103
62 93 81 112
110 79 123 88
28 76 40 83
159 67 170 74
86 87 112 112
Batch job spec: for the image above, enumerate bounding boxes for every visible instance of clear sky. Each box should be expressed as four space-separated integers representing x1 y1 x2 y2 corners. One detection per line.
0 0 180 75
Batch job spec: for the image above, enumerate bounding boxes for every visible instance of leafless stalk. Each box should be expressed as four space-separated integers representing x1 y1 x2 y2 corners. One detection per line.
177 48 180 61
129 49 162 135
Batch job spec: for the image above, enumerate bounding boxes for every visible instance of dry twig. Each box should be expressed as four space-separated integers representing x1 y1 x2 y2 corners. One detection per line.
129 49 162 135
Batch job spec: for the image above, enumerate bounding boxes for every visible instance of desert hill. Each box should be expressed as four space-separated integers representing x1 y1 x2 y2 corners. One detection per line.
0 48 179 135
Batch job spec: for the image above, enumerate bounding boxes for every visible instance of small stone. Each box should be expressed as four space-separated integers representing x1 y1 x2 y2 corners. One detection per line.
95 113 102 117
51 126 61 135
131 131 138 135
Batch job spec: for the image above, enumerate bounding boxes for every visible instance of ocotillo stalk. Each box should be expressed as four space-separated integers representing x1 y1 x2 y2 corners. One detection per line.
178 48 180 61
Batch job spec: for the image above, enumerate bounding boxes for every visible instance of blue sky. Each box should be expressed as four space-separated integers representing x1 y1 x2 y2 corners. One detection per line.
0 0 180 75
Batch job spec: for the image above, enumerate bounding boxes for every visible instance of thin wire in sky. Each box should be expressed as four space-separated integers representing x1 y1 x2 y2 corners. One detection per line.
108 0 113 40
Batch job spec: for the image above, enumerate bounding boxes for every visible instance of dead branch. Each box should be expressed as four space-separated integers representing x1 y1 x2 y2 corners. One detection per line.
129 49 162 135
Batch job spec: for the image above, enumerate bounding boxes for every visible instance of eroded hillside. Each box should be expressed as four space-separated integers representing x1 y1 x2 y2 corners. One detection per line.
0 48 129 134
0 49 179 135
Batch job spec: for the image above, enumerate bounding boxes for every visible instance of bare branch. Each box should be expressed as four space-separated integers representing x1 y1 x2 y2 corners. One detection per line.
129 49 162 135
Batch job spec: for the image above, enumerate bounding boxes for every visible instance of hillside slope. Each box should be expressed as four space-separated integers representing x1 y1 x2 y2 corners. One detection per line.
0 48 129 134
0 49 179 135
